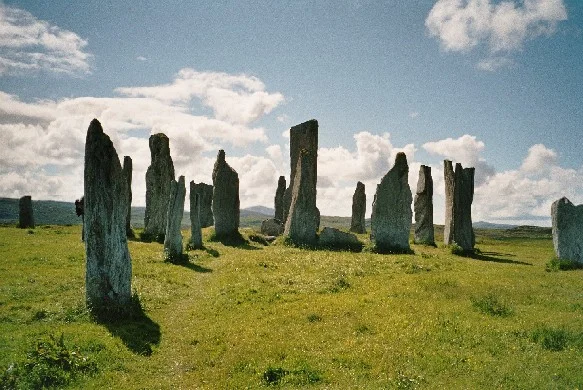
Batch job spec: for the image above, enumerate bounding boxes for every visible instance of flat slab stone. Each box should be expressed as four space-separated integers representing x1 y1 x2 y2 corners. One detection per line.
164 176 186 261
414 165 435 246
212 150 240 237
552 197 583 264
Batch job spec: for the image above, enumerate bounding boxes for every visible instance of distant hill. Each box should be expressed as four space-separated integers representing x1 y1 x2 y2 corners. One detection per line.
473 221 517 230
0 197 80 226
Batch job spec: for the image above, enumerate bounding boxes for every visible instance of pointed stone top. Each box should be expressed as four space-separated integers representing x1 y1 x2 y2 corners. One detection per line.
177 175 185 186
217 149 226 162
149 133 170 160
356 181 365 190
278 175 286 184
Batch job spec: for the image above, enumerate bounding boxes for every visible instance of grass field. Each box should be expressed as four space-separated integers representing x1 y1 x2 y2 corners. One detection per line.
0 225 582 389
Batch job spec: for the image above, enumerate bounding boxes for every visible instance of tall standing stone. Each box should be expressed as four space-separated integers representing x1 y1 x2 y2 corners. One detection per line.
370 152 412 252
122 156 134 238
189 193 203 249
212 150 240 237
190 182 214 228
284 149 318 245
144 133 175 239
414 165 435 245
164 176 186 261
443 160 475 251
350 181 366 234
274 176 286 223
84 119 132 307
283 120 319 225
551 197 583 264
18 195 34 229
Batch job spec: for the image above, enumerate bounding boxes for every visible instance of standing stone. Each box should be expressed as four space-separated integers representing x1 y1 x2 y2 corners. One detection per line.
75 196 84 240
189 192 203 249
274 176 286 223
414 165 435 245
122 156 134 238
551 197 583 264
84 119 132 307
212 150 240 237
261 218 284 236
190 182 214 228
164 176 186 261
283 120 319 225
370 152 412 252
284 149 318 245
350 181 366 234
443 160 475 251
144 133 175 239
18 195 34 229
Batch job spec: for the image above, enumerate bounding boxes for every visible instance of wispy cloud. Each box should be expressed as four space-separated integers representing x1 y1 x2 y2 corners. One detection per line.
426 0 567 70
0 4 92 75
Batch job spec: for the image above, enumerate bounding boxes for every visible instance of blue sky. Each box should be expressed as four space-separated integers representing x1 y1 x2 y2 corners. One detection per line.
0 0 582 225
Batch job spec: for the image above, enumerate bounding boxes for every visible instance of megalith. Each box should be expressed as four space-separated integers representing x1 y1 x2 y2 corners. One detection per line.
284 149 318 245
261 218 284 236
370 152 412 252
144 133 175 239
164 176 186 261
414 165 435 246
283 120 319 225
443 160 475 251
189 192 203 250
350 181 366 234
190 182 214 228
84 119 132 307
18 195 34 229
122 156 134 238
274 176 286 223
212 150 240 237
551 197 583 264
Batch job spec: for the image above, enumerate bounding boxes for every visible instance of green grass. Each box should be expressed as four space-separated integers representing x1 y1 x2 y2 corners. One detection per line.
0 225 582 388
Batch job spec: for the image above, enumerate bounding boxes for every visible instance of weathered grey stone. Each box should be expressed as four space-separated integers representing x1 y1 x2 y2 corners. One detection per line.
122 156 134 238
552 197 583 264
261 218 284 236
84 119 132 307
189 192 203 249
18 195 34 229
443 160 475 251
350 181 366 234
212 150 240 237
414 165 435 245
144 133 175 239
164 176 186 261
190 182 214 228
274 176 286 223
284 149 318 245
319 227 362 250
283 120 318 225
370 152 412 252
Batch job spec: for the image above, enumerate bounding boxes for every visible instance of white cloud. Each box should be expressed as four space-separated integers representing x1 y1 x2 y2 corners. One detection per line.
409 111 420 118
426 0 567 69
115 68 284 125
0 4 91 75
136 56 147 61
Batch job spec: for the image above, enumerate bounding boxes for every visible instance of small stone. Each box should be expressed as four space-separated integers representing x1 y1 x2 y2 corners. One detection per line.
284 149 318 245
190 182 214 228
164 176 186 261
261 218 284 236
144 133 175 239
552 197 583 264
189 190 203 249
212 150 240 237
18 195 34 229
414 165 435 246
274 176 286 223
350 181 366 234
370 152 412 252
122 156 134 238
319 227 362 251
84 119 132 307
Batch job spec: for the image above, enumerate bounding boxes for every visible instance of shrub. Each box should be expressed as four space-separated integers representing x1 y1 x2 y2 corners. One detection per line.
545 257 583 272
471 293 513 317
0 333 97 389
531 327 569 351
307 314 322 323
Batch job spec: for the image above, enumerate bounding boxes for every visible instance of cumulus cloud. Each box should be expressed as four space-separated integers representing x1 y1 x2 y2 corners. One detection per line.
116 69 285 125
422 134 495 185
426 0 567 69
0 68 284 205
0 4 91 75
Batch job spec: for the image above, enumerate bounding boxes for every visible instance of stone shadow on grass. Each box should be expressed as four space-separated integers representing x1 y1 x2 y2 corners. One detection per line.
92 295 161 356
208 231 261 250
472 251 532 266
173 260 213 273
